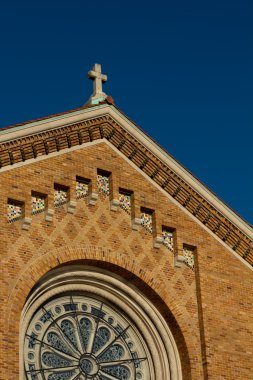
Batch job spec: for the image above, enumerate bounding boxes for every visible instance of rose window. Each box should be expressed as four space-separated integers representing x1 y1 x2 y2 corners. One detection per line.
24 295 149 380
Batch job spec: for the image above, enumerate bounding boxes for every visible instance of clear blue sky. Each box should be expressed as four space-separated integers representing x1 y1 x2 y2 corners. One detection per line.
0 1 252 223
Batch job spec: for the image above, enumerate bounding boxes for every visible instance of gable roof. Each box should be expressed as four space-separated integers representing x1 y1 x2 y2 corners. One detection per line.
0 98 252 268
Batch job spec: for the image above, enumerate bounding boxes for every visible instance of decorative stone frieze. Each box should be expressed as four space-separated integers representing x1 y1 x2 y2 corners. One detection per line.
140 211 153 233
162 229 174 252
54 185 68 207
31 193 46 215
183 245 195 270
174 245 195 271
76 178 89 198
119 193 131 214
7 201 23 223
97 173 110 195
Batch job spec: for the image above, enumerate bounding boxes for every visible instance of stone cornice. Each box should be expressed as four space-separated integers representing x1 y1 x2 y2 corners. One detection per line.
0 104 252 267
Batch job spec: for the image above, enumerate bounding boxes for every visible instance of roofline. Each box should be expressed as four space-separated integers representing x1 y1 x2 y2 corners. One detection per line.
0 101 252 240
112 104 253 230
109 106 253 238
0 101 108 138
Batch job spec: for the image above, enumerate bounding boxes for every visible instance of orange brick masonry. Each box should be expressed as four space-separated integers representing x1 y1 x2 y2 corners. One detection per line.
0 142 252 379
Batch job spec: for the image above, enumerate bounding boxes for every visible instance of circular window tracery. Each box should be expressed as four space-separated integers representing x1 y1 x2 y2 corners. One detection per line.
24 294 149 380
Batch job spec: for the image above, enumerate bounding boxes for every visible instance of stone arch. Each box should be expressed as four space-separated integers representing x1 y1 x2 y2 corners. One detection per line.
6 245 192 379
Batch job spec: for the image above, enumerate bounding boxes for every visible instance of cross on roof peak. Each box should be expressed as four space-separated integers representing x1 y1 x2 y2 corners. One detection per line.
86 63 108 105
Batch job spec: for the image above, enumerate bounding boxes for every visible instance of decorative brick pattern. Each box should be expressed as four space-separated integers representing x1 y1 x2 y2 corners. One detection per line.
76 179 89 199
140 212 152 233
0 114 251 266
119 193 131 214
54 186 68 207
162 229 174 252
1 143 253 380
183 245 195 270
7 201 23 222
31 193 46 215
97 174 109 195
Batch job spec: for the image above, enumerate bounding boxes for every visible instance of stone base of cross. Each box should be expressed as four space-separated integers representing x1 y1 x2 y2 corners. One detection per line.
86 63 108 105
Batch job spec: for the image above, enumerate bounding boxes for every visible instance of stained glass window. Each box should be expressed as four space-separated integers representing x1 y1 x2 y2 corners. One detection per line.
7 199 23 222
24 295 148 380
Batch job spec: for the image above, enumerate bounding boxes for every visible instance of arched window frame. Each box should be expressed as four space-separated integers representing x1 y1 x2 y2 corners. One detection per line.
20 265 182 380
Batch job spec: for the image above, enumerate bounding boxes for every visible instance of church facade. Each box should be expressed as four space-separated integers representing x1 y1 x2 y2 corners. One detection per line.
0 65 253 380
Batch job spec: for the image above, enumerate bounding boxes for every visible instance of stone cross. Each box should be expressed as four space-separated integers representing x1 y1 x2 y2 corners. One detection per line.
88 63 107 98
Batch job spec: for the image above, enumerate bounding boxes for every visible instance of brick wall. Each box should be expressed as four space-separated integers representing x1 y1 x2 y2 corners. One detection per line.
0 142 252 379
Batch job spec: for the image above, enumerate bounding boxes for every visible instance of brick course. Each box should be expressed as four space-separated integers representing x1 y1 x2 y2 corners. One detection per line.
0 142 252 379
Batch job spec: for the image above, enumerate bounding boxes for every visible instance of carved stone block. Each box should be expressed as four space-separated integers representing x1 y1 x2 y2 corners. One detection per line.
153 235 163 249
21 217 32 231
67 200 77 214
88 192 98 206
45 209 54 222
110 199 119 212
131 217 142 231
174 254 185 268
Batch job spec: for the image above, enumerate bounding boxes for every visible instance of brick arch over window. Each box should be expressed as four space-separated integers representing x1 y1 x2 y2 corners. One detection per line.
59 259 192 379
6 245 193 379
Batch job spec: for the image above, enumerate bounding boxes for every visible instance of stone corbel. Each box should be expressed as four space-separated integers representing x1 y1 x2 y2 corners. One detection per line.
45 208 54 222
88 192 98 206
67 200 77 214
174 254 185 268
153 235 163 249
22 217 32 231
131 217 142 231
110 199 119 212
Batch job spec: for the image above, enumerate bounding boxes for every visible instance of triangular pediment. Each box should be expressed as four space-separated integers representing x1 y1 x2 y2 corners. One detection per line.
0 101 252 268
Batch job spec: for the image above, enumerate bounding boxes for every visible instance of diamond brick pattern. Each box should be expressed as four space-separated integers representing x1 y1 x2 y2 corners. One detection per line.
1 191 210 380
2 143 251 380
0 115 251 267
